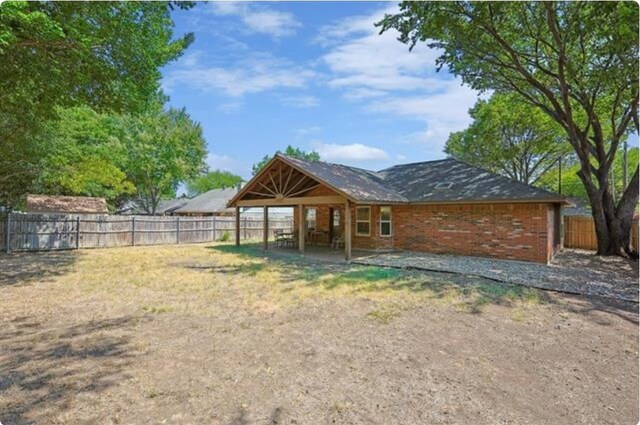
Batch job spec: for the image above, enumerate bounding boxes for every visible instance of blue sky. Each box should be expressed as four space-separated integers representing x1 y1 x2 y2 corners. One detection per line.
162 2 481 179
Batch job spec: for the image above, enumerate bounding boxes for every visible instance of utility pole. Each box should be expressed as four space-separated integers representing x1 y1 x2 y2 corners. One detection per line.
623 139 628 191
558 155 562 195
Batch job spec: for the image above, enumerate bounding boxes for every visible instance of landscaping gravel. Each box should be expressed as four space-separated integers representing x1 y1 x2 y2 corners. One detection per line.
353 249 639 302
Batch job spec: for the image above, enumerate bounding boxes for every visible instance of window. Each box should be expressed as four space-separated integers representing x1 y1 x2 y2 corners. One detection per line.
333 209 340 227
356 206 370 236
380 206 392 237
306 208 316 230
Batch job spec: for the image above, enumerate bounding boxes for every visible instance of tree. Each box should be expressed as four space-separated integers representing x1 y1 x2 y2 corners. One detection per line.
379 2 639 257
187 171 244 196
252 146 320 175
0 1 195 208
445 93 570 185
121 104 207 214
538 146 639 201
35 106 134 206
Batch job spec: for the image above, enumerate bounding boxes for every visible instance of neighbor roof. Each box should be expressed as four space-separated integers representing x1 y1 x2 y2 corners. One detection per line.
231 155 567 205
157 198 189 214
27 195 109 214
175 188 239 214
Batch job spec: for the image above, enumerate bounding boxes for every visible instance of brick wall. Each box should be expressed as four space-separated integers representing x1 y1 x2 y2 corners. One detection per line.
293 201 554 263
393 203 552 263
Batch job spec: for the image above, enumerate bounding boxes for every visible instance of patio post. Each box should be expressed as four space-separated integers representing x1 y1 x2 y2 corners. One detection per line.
263 206 269 251
298 205 305 254
344 200 352 261
235 206 240 246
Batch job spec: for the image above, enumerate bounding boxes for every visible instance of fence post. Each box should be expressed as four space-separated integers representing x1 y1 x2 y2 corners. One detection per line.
5 213 10 253
76 216 81 249
176 217 180 244
131 216 136 246
212 217 216 241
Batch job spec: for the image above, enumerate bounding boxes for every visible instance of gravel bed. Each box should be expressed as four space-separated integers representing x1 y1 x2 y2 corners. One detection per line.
353 249 639 302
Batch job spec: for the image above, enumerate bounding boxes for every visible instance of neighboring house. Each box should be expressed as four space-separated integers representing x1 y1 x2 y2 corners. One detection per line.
117 198 189 215
228 154 569 263
26 194 109 214
562 197 592 217
173 188 240 216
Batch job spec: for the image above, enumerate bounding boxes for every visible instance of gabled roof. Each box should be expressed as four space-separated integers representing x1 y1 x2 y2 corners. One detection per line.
175 188 239 214
378 158 567 203
26 194 109 214
283 156 408 203
229 154 568 206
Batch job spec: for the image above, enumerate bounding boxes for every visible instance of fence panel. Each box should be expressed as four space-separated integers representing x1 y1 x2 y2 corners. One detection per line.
1 213 292 253
564 215 639 251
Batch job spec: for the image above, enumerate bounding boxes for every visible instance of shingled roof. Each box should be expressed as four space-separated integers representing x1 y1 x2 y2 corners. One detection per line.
283 156 408 203
27 195 109 214
378 158 566 203
271 155 566 204
175 188 239 214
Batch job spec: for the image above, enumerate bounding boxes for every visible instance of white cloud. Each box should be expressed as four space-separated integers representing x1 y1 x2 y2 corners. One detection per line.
295 126 322 136
396 154 407 162
319 6 441 94
312 142 389 162
164 54 315 97
281 95 319 108
218 100 242 113
206 153 251 178
367 81 479 148
210 2 301 38
317 6 480 156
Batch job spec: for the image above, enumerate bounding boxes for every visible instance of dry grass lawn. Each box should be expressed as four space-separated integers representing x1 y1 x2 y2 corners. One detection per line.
0 243 637 424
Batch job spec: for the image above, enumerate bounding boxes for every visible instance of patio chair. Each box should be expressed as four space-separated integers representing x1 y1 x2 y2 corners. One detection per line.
331 234 344 250
274 229 285 247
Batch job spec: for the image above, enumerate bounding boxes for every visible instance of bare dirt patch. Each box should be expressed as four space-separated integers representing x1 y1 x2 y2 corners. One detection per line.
0 244 637 424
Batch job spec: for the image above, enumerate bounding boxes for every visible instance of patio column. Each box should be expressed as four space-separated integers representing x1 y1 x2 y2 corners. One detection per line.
263 206 269 251
344 200 352 261
235 206 240 246
298 204 305 254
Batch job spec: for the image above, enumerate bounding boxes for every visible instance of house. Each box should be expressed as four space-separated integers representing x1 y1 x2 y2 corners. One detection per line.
26 194 109 214
173 188 239 216
118 197 193 215
227 154 569 264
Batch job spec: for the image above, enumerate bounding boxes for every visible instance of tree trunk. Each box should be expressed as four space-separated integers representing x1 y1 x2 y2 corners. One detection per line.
583 166 639 257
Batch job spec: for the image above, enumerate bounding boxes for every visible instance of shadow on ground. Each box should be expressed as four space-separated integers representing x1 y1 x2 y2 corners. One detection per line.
0 250 79 287
206 244 639 324
0 315 144 424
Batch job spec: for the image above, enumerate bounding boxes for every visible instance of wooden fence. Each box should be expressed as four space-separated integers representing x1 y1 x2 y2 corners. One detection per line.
564 215 639 251
0 213 293 253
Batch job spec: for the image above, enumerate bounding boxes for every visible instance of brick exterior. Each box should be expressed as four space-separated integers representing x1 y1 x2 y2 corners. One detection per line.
392 203 554 263
295 201 557 263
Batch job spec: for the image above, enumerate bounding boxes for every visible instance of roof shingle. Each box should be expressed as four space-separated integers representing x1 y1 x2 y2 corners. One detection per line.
280 155 566 204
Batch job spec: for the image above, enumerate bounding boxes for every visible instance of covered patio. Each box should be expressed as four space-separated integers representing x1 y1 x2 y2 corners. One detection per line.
227 155 356 260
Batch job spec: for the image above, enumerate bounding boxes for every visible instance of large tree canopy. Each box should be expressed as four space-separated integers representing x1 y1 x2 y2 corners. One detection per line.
36 106 134 205
187 171 244 197
0 1 195 208
252 146 320 175
379 1 639 256
121 105 207 215
445 93 570 185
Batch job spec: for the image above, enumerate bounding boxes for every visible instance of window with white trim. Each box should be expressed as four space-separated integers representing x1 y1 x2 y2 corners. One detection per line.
306 208 316 230
380 206 392 237
356 206 370 236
